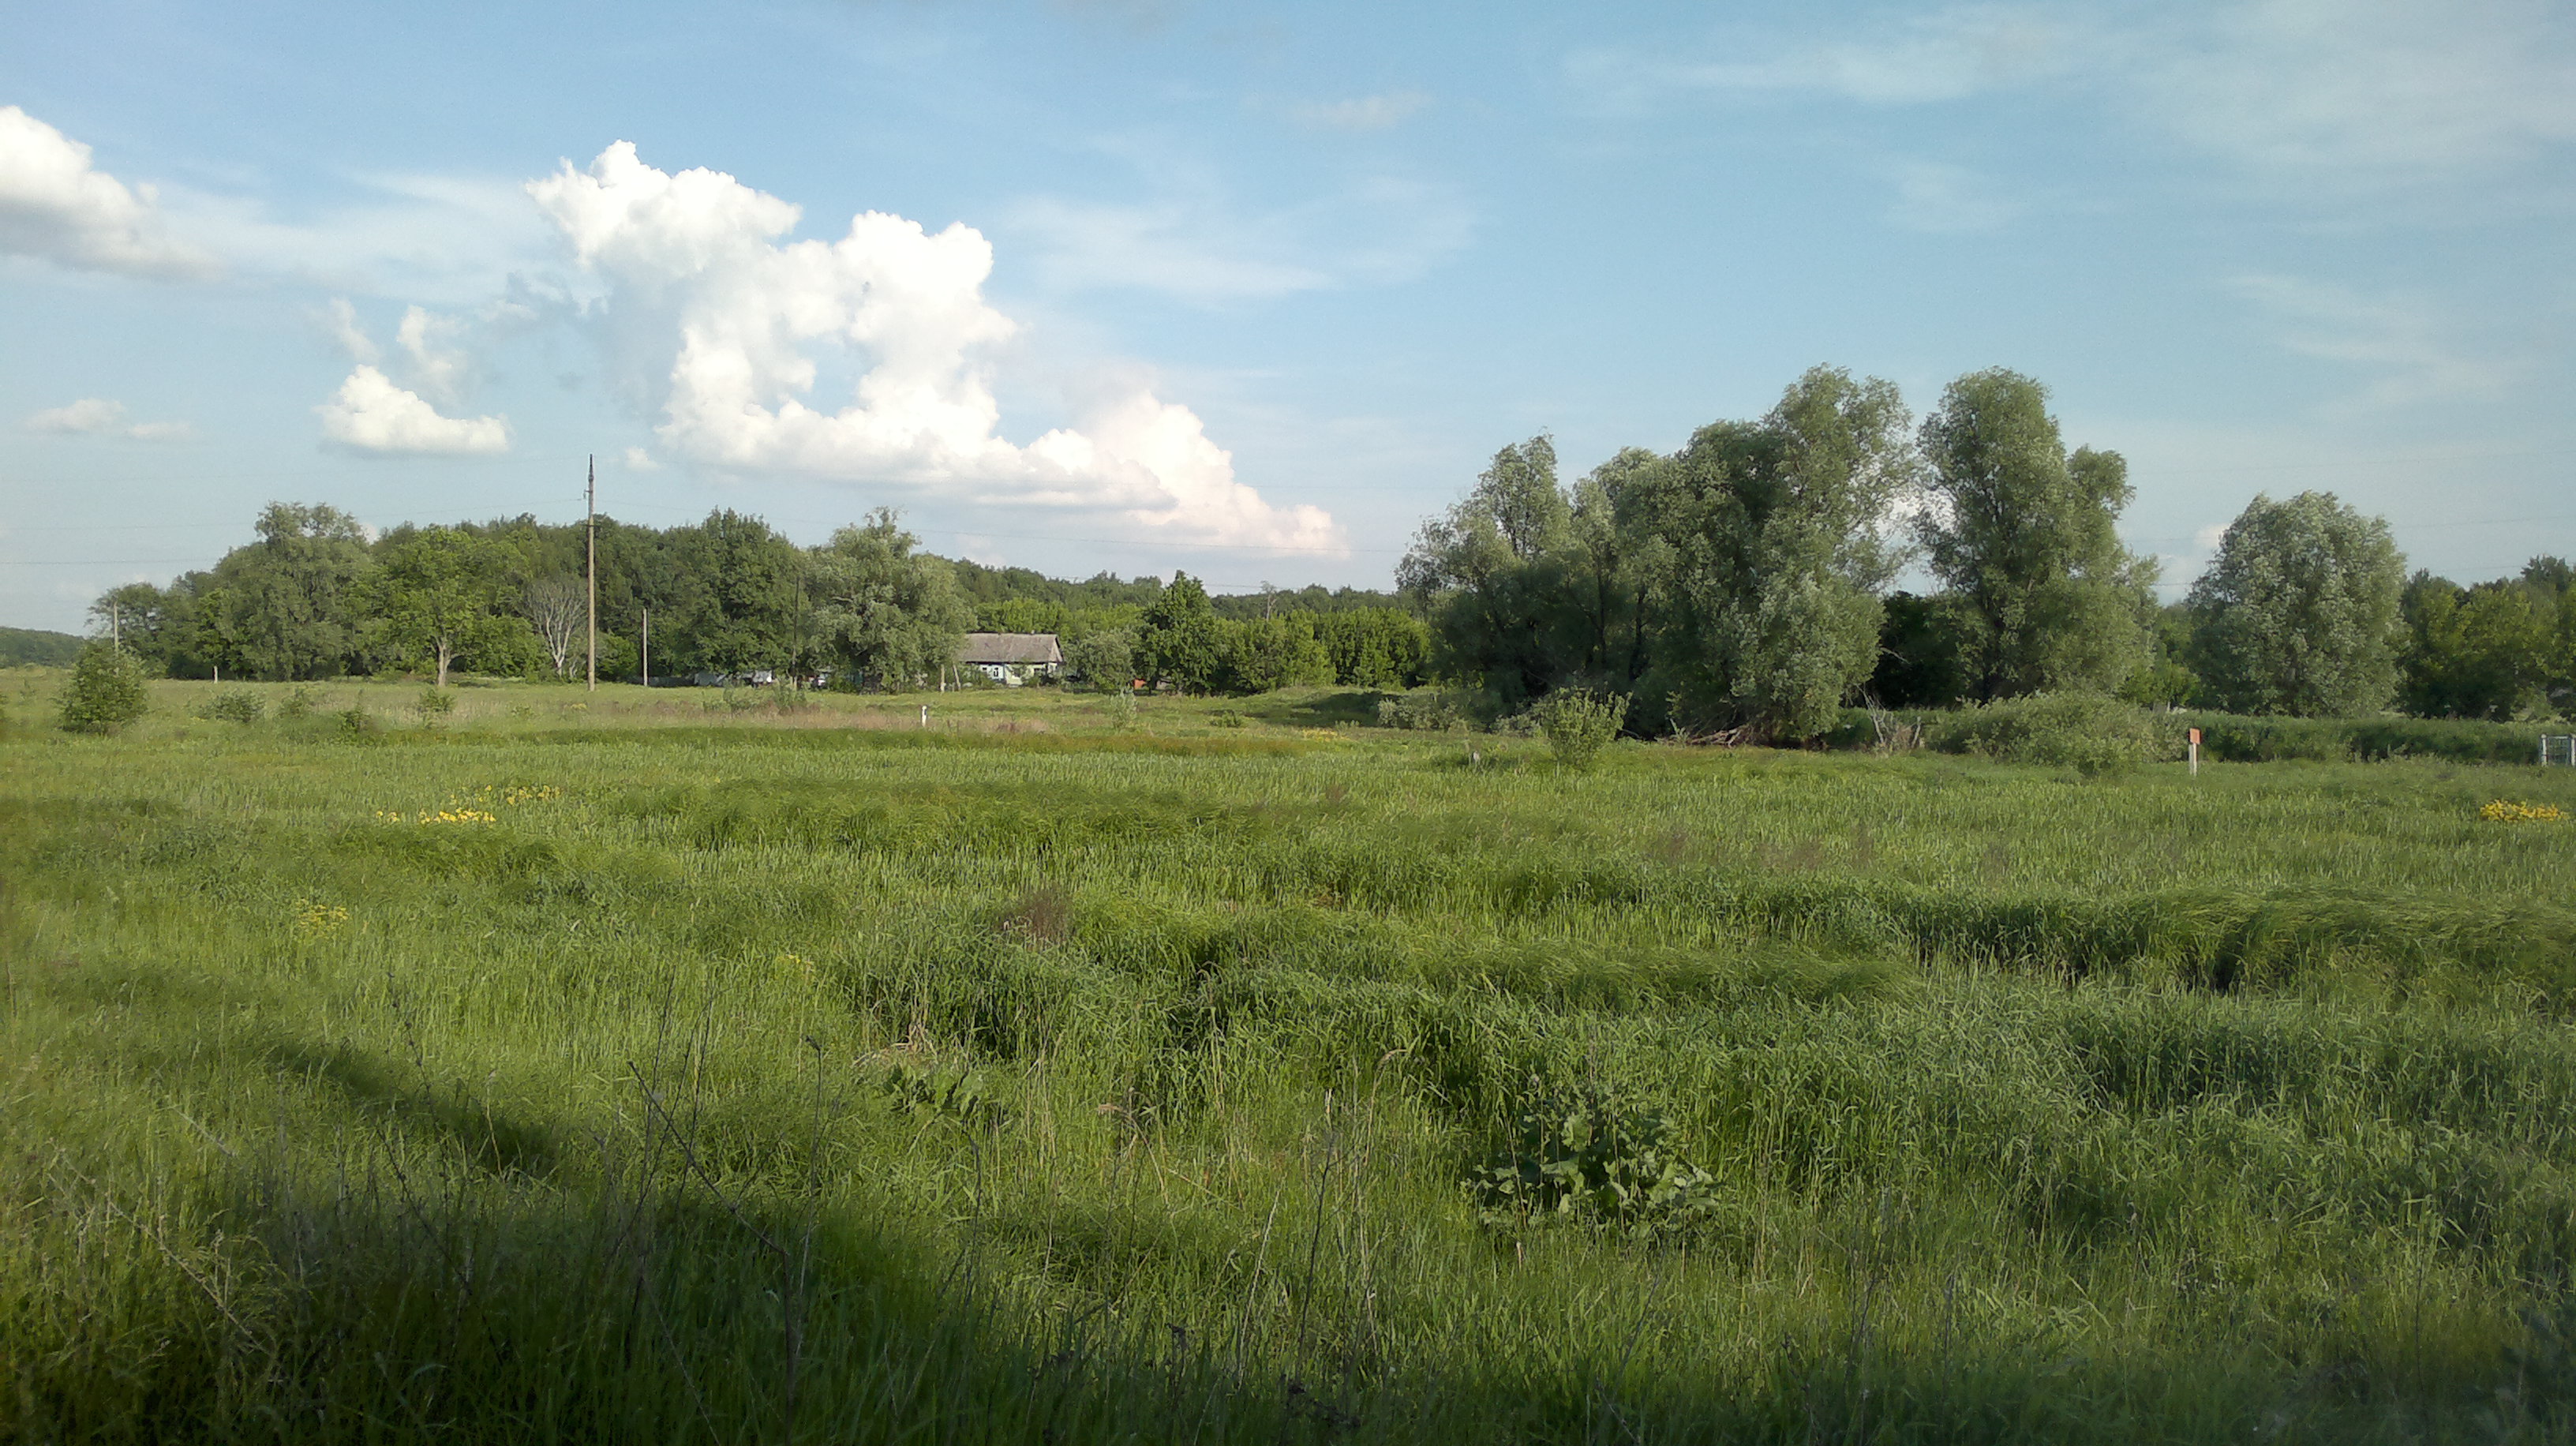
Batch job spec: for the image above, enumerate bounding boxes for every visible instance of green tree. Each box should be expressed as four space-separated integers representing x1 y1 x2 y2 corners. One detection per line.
1918 369 2151 700
1620 366 1913 739
1218 614 1333 694
1399 436 1589 710
808 510 972 691
58 640 149 733
1134 572 1225 694
671 510 803 676
2187 492 2405 717
2398 573 2555 721
198 503 376 680
364 527 522 687
1064 628 1135 690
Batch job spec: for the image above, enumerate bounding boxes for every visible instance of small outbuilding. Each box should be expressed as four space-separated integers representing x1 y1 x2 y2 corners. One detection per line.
957 632 1064 686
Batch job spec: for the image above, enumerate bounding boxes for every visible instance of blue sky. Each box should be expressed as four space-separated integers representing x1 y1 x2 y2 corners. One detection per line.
4 0 2571 631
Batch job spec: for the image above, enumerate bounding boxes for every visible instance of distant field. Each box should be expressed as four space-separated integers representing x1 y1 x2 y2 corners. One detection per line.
6 675 2575 1443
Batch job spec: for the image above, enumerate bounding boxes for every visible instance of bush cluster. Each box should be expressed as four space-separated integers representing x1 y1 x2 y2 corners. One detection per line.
57 641 148 733
1926 691 2182 774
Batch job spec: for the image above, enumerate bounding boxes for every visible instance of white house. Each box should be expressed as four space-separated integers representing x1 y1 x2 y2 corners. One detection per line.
957 632 1064 685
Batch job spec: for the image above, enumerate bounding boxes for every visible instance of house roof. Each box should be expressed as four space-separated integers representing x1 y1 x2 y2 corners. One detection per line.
957 631 1064 665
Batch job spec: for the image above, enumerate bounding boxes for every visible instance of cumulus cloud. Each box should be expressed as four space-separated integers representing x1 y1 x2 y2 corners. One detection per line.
0 106 215 278
23 397 193 441
316 365 510 455
528 141 1341 552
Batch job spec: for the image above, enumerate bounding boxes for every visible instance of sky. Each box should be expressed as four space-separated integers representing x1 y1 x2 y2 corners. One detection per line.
3 0 2572 633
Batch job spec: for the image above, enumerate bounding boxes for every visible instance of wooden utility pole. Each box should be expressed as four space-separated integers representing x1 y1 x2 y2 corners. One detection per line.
641 605 650 690
585 455 597 691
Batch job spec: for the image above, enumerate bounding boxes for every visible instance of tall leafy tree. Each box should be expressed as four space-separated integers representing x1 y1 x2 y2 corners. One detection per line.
1620 366 1914 738
671 510 803 675
1400 436 1583 710
197 503 376 680
808 510 972 690
1134 571 1226 694
2397 573 2555 720
2186 491 2405 717
1917 369 2151 700
365 526 523 687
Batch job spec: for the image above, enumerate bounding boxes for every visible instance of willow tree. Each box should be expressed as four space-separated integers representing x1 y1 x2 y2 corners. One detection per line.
2188 492 2405 716
808 509 971 691
1917 369 2152 700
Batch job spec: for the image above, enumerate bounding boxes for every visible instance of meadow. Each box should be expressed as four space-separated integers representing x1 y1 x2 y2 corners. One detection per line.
6 672 2576 1443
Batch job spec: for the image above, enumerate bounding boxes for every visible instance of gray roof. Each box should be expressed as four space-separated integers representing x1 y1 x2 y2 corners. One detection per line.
957 631 1064 666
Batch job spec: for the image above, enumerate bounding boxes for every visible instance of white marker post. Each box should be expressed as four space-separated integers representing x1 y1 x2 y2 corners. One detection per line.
921 704 929 729
2188 726 2201 777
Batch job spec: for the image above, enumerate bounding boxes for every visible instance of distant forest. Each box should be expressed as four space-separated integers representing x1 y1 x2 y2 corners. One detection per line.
58 362 2576 725
80 505 1429 694
0 626 83 669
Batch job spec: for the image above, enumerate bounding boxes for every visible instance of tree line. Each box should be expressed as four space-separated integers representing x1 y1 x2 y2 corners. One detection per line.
1402 365 2576 736
89 504 1432 694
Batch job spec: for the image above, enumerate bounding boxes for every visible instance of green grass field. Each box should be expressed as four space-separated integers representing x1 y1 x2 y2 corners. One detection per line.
6 672 2576 1442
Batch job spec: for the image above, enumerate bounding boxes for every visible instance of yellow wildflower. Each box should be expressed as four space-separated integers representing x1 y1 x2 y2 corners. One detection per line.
2480 800 2566 823
290 899 350 938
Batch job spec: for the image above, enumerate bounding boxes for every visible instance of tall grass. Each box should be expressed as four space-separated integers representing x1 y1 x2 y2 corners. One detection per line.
5 683 2575 1441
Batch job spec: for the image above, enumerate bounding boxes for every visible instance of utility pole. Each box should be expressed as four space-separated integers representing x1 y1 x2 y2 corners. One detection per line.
110 601 120 648
641 605 650 690
585 455 597 691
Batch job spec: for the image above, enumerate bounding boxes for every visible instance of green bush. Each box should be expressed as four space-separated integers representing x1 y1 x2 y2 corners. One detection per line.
56 641 148 733
197 688 266 723
1208 709 1245 729
1929 692 2181 774
2184 711 2544 765
279 684 321 719
415 687 456 722
1376 691 1463 732
1532 689 1630 770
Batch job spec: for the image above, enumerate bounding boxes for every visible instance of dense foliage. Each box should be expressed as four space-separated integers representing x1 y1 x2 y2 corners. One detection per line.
54 639 149 732
88 506 1429 696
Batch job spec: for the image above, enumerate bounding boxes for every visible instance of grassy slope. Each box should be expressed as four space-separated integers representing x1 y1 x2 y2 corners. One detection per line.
5 676 2575 1442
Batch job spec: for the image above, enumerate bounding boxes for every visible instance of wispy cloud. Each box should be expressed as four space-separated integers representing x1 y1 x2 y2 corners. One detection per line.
1885 160 2023 233
1291 91 1432 133
23 397 194 441
1573 0 2576 190
2228 274 2514 408
1004 163 1470 303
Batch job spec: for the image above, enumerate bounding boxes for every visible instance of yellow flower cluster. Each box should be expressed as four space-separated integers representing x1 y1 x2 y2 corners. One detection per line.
2479 800 2567 823
1297 727 1348 742
291 899 350 938
370 785 560 825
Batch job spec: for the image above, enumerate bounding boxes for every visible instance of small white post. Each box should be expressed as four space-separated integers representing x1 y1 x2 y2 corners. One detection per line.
920 704 929 728
2188 727 2201 777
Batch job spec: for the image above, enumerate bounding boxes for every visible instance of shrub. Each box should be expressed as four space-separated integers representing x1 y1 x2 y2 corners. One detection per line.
1929 692 2181 774
57 641 148 734
197 688 266 723
1208 709 1245 729
279 684 321 719
415 687 456 722
1376 691 1462 732
1532 689 1630 770
338 706 380 738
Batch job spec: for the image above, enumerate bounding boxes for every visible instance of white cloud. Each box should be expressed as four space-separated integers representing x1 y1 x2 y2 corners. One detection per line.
324 297 380 363
1582 0 2576 187
1293 91 1432 133
528 141 1342 553
621 445 661 471
1005 173 1470 303
316 365 510 455
2228 274 2512 407
23 396 194 441
1886 161 2023 233
0 106 215 278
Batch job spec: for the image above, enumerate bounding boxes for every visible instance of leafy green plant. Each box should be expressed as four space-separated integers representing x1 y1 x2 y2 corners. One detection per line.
279 684 321 719
337 705 378 738
197 687 266 723
414 687 456 723
1376 691 1463 732
57 640 148 733
1471 1078 1718 1238
1929 691 2179 774
1208 709 1245 729
1531 688 1630 770
878 1061 1003 1129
